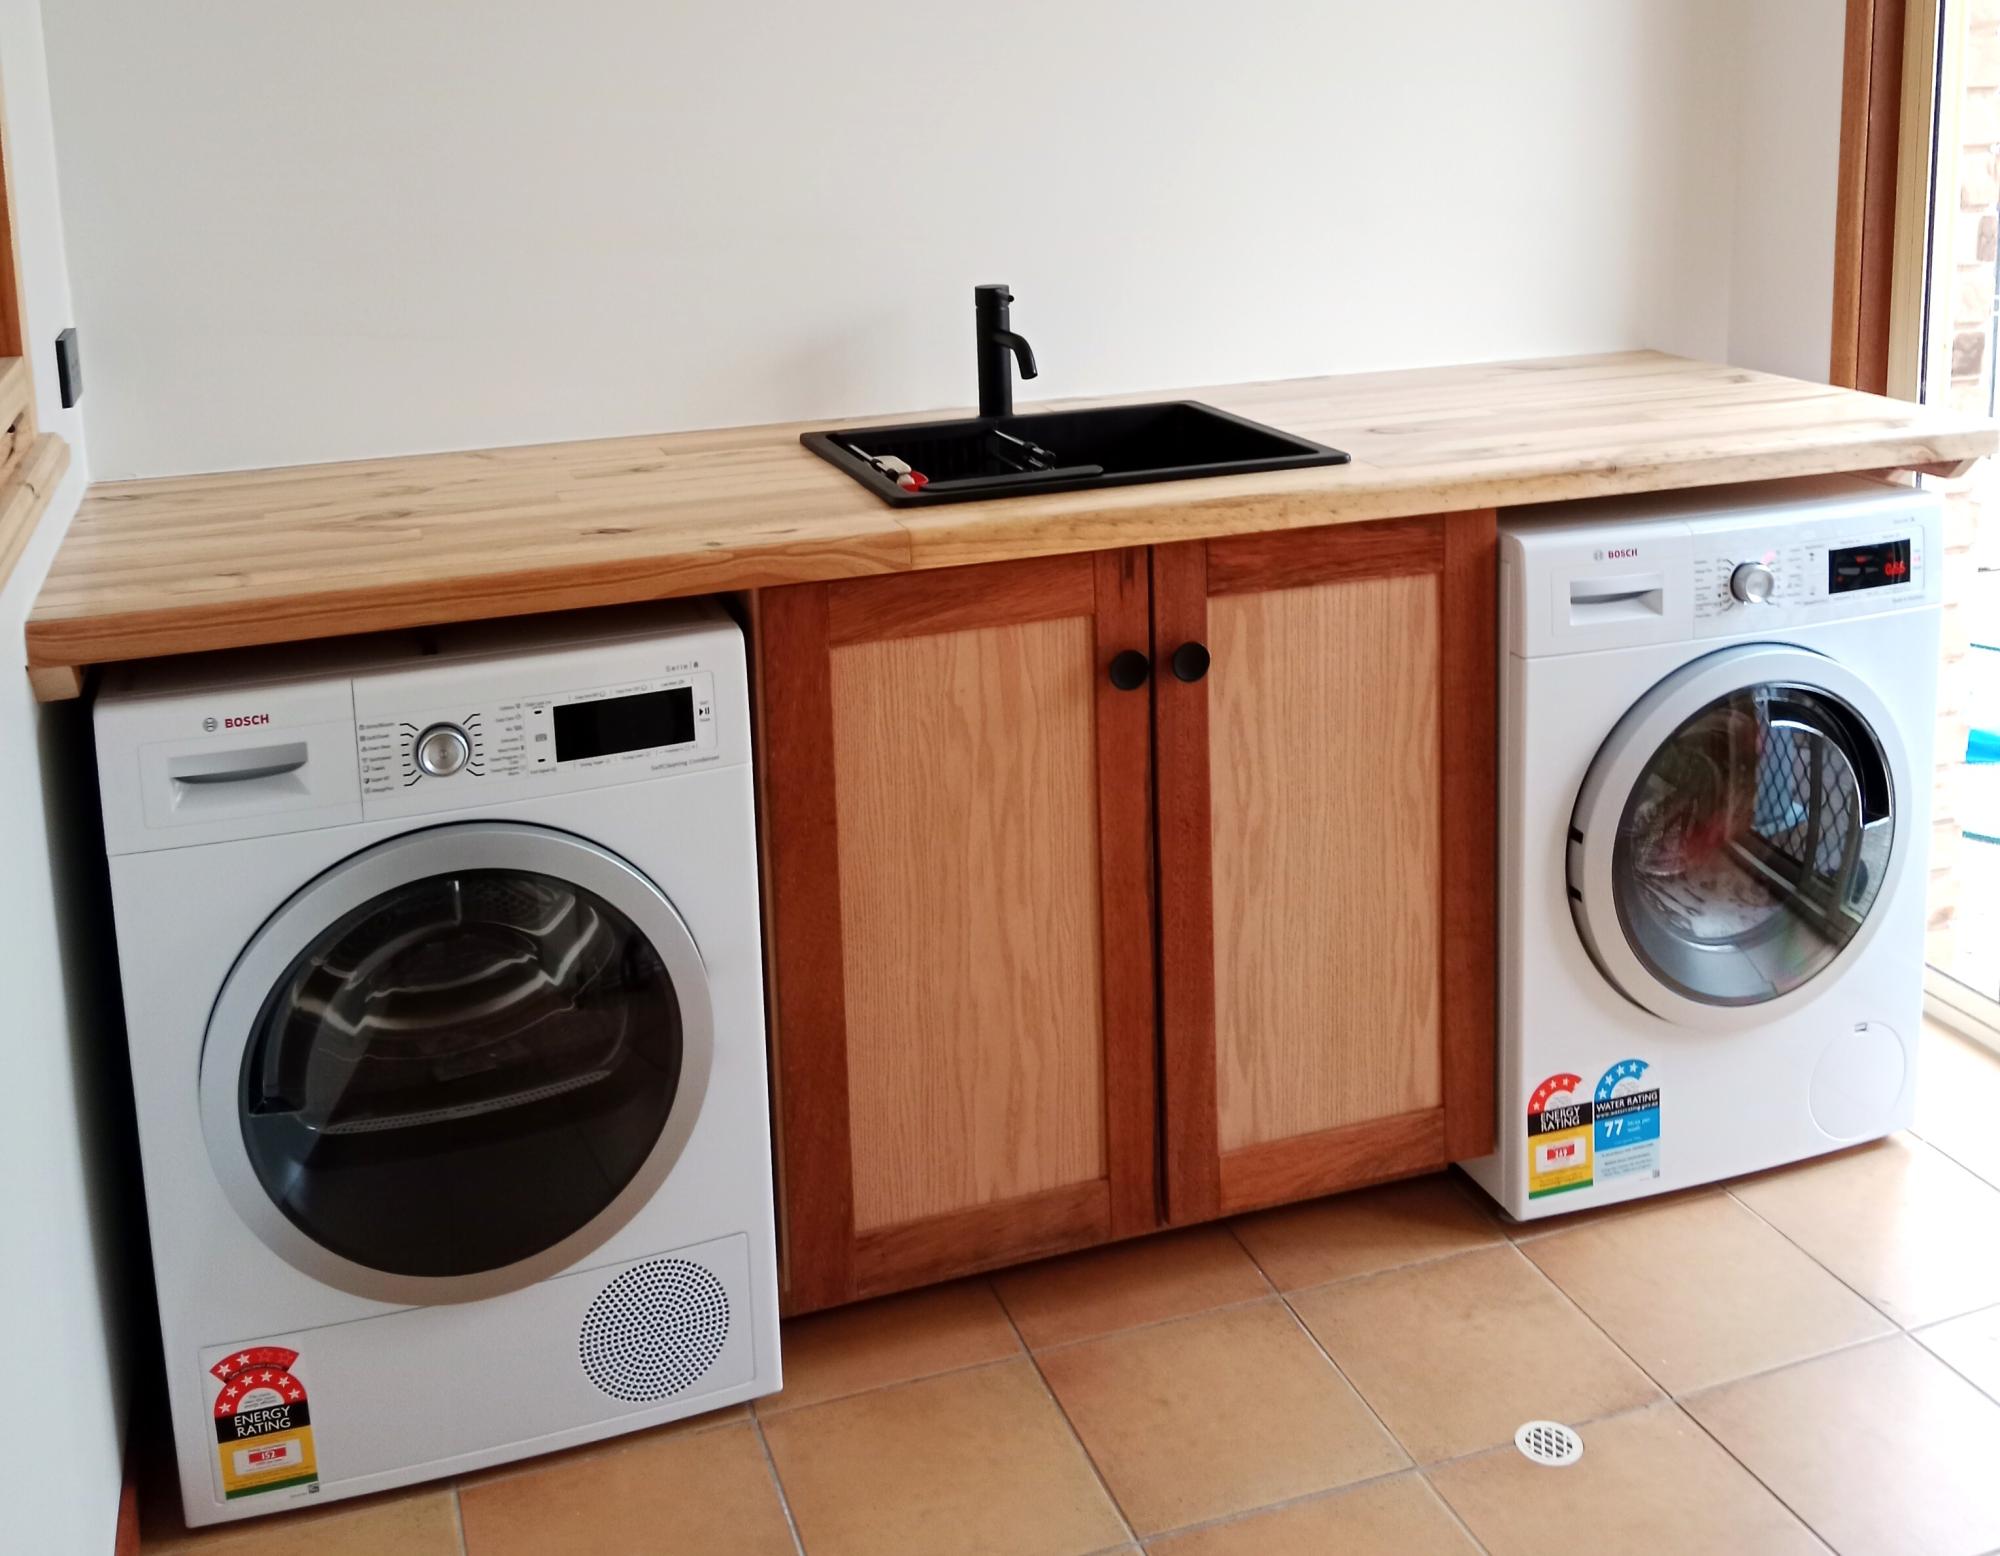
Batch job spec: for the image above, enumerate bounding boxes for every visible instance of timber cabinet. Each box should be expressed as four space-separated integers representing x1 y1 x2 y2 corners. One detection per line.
755 511 1497 1313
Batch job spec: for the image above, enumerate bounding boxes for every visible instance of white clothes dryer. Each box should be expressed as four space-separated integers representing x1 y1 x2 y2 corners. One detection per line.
96 602 779 1525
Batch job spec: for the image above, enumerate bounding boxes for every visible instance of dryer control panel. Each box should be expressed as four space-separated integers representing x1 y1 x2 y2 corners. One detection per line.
353 617 746 822
95 600 750 852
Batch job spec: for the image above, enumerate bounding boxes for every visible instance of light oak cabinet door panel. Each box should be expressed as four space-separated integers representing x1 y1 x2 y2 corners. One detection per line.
830 617 1108 1230
1155 513 1497 1221
757 552 1157 1312
1207 572 1444 1152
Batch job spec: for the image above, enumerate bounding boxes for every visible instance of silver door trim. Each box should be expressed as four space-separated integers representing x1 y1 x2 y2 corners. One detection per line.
199 820 716 1306
1567 644 1910 1031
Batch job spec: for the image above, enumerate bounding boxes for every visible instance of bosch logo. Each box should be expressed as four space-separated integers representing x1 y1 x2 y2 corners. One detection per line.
1594 546 1640 561
202 717 217 732
219 713 270 730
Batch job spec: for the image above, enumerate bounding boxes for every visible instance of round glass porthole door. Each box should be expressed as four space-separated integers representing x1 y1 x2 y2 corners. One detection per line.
1568 646 1905 1028
200 823 714 1304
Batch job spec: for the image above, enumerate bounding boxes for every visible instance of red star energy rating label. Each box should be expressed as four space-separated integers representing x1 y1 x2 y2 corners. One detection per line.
1527 1072 1593 1199
210 1346 318 1500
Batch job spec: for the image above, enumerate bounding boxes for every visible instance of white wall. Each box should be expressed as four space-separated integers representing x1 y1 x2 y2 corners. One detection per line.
1728 0 1846 382
0 2 127 1554
41 0 1749 479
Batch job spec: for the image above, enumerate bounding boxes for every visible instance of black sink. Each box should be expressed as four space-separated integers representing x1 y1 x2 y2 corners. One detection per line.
802 401 1350 507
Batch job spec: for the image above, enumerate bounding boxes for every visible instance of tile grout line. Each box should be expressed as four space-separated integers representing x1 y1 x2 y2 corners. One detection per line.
990 1285 1142 1550
1132 1462 1456 1550
1028 1291 1278 1360
1268 1292 1493 1556
1720 1181 1909 1331
1907 1300 2000 1411
753 1350 1024 1423
1495 1235 1845 1554
1671 1401 1838 1555
1242 1231 1517 1304
748 1410 809 1556
449 1482 468 1556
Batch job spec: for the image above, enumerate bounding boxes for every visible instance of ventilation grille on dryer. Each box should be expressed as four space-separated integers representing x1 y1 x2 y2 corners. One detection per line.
578 1258 731 1401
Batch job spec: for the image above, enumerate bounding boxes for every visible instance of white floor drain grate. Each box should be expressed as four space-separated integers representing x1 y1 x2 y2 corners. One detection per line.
1514 1420 1584 1467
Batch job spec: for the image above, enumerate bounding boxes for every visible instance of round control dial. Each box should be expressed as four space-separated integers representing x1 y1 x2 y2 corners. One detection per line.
414 722 472 777
1729 561 1776 605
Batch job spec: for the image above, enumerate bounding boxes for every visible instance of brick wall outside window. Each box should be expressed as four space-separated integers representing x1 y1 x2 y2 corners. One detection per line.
1930 2 2000 988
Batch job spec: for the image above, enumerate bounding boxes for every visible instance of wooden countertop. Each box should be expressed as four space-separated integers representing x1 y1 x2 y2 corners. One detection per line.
26 350 1995 694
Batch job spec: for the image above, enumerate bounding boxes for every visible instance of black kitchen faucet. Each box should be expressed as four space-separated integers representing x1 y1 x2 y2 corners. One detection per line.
974 283 1038 418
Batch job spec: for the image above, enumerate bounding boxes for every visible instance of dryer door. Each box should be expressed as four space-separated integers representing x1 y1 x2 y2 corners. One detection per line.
200 821 714 1305
1567 644 1908 1030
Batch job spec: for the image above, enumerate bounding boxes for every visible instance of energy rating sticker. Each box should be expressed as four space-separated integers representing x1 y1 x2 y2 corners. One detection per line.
1595 1058 1662 1183
210 1346 318 1500
1527 1072 1593 1198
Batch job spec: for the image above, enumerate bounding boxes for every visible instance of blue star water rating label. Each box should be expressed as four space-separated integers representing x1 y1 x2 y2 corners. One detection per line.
1594 1058 1661 1182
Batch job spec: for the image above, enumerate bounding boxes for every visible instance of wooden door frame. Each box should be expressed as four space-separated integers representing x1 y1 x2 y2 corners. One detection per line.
1151 510 1497 1223
1832 0 1946 398
754 551 1159 1314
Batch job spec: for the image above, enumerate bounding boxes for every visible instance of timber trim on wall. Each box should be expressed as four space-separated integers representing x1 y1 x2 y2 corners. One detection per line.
1832 0 1909 394
0 427 68 600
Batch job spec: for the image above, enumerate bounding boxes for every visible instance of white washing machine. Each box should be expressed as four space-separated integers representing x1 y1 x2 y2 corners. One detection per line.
96 602 780 1525
1460 475 1941 1221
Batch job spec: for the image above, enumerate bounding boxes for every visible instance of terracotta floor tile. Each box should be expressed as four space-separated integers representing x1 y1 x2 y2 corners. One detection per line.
1429 1401 1824 1556
1229 1173 1504 1290
454 1401 751 1489
1917 1303 2000 1402
1523 1193 1891 1393
1290 1245 1659 1463
1037 1298 1405 1536
992 1224 1270 1348
1686 1336 2000 1556
457 1420 791 1556
1732 1134 2000 1327
757 1276 1020 1414
1144 1473 1476 1555
761 1359 1126 1556
1914 1022 2000 1190
145 1487 461 1554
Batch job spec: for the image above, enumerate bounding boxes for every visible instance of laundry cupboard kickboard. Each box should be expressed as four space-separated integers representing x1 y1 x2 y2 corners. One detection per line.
24 350 1996 1315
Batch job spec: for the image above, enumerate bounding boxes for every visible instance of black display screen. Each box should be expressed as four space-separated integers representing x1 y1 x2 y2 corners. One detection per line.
553 688 695 761
1829 538 1912 594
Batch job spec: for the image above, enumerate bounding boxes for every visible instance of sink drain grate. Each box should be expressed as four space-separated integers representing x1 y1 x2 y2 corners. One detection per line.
1515 1420 1584 1466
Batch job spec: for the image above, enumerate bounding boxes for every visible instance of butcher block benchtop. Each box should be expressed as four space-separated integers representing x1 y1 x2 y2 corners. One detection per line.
24 350 1996 696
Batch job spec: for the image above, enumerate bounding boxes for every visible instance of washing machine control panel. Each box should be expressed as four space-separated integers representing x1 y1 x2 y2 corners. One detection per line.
356 669 719 800
1691 515 1931 634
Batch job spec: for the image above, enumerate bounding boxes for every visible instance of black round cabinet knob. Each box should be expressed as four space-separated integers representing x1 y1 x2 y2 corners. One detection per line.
1171 641 1211 683
1108 649 1151 691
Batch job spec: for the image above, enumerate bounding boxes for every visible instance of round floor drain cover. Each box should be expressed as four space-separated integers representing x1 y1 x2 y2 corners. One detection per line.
1514 1420 1584 1466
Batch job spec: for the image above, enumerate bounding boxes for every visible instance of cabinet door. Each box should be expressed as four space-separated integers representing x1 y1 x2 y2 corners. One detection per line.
1153 512 1497 1222
756 552 1158 1312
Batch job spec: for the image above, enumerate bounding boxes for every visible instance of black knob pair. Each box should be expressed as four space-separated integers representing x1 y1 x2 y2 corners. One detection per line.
1108 643 1210 690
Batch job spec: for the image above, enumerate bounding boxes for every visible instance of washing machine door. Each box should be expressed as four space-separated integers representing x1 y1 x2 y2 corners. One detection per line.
199 821 715 1305
1567 644 1908 1030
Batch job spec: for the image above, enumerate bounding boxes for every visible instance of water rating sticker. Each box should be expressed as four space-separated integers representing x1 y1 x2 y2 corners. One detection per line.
1595 1058 1662 1183
211 1346 318 1500
1527 1072 1594 1198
